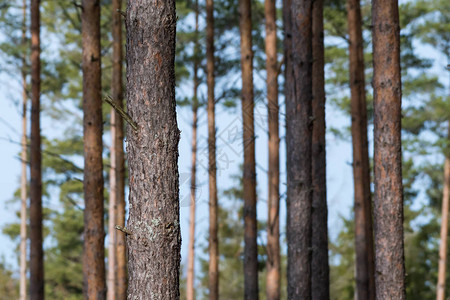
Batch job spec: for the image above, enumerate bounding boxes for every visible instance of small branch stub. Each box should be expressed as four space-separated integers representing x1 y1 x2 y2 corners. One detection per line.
104 95 138 132
115 225 133 236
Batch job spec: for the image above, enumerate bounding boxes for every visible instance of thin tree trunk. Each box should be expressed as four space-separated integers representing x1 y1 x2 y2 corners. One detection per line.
286 0 313 298
372 0 405 297
186 1 199 299
437 125 450 300
125 1 181 298
239 0 259 298
30 0 43 298
108 0 126 299
206 0 219 298
20 1 28 299
348 0 376 298
311 0 329 297
82 0 105 299
265 0 280 298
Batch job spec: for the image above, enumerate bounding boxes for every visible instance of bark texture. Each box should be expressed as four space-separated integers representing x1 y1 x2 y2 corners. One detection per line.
437 125 450 300
372 0 405 298
108 0 126 299
206 0 219 298
311 0 329 297
286 0 313 298
30 0 44 298
125 1 181 299
82 0 105 299
239 0 259 298
348 0 375 298
265 0 280 298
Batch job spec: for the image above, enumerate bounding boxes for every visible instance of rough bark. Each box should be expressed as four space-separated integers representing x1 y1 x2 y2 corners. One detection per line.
186 1 199 299
125 1 181 299
108 0 126 299
348 0 376 298
82 0 106 299
437 125 450 300
286 0 313 298
372 0 405 298
30 0 44 298
311 0 329 297
265 0 280 298
239 0 259 298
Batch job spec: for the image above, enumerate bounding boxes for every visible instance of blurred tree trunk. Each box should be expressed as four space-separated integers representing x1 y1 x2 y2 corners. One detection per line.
265 0 280 298
311 0 329 297
347 0 375 298
82 0 105 299
437 125 450 300
239 0 259 298
206 0 219 298
125 0 181 298
372 0 405 298
30 0 44 298
186 2 199 299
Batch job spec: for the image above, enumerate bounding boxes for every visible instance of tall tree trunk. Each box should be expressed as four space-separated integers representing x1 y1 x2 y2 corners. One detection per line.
372 0 405 298
286 0 313 298
265 0 280 298
206 0 219 298
125 1 181 299
437 125 450 300
186 1 200 299
82 0 105 299
239 0 259 298
311 0 329 298
20 1 28 299
30 0 44 298
348 0 376 298
107 0 126 299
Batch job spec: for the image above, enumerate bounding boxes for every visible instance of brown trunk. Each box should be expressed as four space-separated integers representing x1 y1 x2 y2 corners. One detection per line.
186 1 199 299
437 125 450 300
30 0 44 298
206 0 219 298
239 0 259 298
20 1 28 299
125 1 181 299
311 0 329 298
372 0 405 298
348 0 376 298
265 0 280 298
108 0 126 299
286 0 313 298
82 0 106 299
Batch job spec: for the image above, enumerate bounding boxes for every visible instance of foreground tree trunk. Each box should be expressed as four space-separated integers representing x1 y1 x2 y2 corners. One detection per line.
239 0 259 298
437 125 450 300
30 0 44 298
348 0 376 298
108 0 126 299
82 0 105 298
311 0 329 298
372 0 405 298
125 1 181 298
206 0 219 298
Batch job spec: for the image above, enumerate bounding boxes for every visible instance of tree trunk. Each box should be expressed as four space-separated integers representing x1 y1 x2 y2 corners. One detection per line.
82 0 105 299
311 0 329 298
239 0 259 298
286 0 313 298
265 0 280 298
372 0 405 298
30 0 44 298
187 1 199 299
437 125 450 300
125 1 181 299
348 0 376 298
20 1 28 299
206 0 219 298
